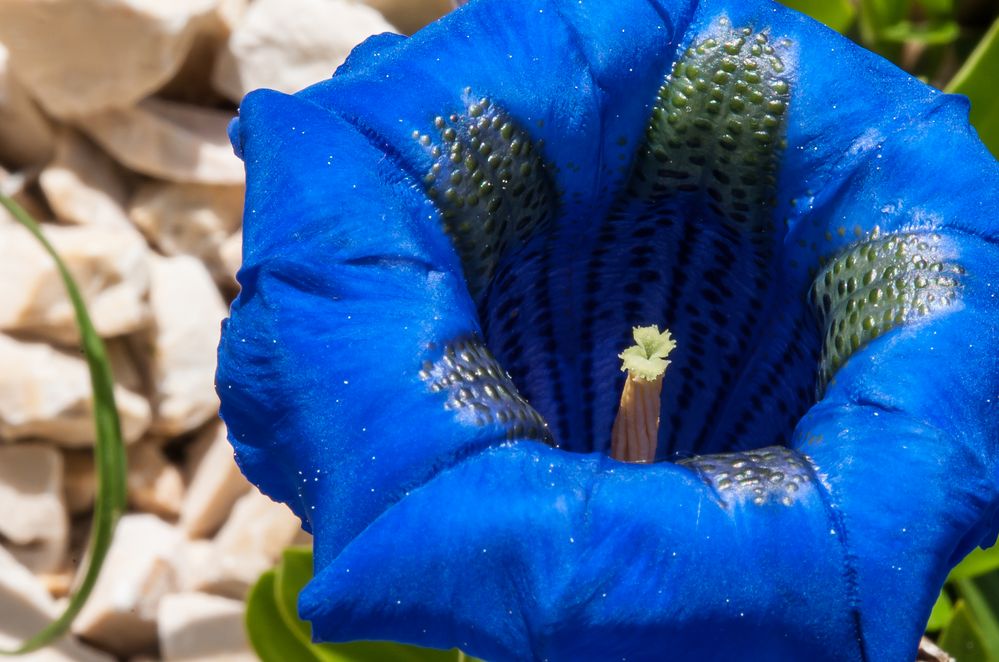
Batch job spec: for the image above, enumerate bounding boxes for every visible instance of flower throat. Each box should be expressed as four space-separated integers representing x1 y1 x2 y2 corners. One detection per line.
416 17 803 459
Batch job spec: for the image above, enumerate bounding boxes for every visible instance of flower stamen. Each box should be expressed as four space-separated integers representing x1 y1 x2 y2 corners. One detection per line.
611 326 676 463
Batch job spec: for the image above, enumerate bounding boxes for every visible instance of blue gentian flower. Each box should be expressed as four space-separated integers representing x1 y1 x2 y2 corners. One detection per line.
216 0 999 658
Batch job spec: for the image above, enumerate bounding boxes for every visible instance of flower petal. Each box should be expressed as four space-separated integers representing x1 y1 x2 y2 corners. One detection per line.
301 443 863 661
227 0 998 458
217 0 999 657
219 0 707 568
217 89 549 566
301 237 999 658
244 0 705 452
795 232 999 659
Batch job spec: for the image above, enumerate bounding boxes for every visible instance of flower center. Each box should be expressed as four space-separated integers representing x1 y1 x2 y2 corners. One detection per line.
610 326 676 463
416 17 962 460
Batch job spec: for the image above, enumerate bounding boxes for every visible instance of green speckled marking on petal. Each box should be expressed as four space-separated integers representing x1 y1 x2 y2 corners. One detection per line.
810 232 963 394
679 446 813 507
417 91 557 299
420 335 552 443
632 17 791 232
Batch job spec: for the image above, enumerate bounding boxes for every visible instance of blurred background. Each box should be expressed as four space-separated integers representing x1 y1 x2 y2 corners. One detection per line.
0 0 994 661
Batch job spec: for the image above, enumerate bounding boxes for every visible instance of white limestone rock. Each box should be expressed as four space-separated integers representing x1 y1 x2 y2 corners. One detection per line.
177 489 302 599
127 441 185 519
0 168 12 224
0 444 67 573
363 0 452 34
0 334 151 446
146 255 227 436
218 0 250 31
0 43 53 168
219 229 243 289
212 0 396 103
39 129 133 230
212 489 302 587
0 168 50 227
157 10 230 108
72 514 182 657
214 490 303 571
129 182 243 286
179 422 250 539
106 336 148 398
79 98 243 185
0 223 151 344
0 547 113 661
158 592 255 661
0 0 218 119
62 449 96 516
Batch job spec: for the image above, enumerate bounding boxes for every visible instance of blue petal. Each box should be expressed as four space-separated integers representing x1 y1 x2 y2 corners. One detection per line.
225 0 999 457
301 443 863 661
220 0 706 565
217 0 999 657
796 232 999 659
217 89 527 567
226 0 699 451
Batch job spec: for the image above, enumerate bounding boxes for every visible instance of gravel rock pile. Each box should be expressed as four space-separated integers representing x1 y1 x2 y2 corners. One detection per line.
0 0 450 659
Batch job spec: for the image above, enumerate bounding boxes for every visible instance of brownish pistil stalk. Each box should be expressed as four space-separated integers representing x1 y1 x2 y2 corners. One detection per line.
610 326 676 464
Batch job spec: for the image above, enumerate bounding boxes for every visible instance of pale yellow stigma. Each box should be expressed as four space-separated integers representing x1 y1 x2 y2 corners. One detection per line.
610 326 676 463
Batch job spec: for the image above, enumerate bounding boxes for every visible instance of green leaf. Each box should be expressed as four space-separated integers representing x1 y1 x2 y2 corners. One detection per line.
860 0 912 36
947 17 999 158
916 0 953 20
0 196 127 655
970 573 999 617
880 19 959 45
939 601 990 662
948 541 999 581
954 578 999 658
927 590 954 632
248 547 481 662
859 0 912 56
274 548 317 645
247 570 328 662
778 0 857 33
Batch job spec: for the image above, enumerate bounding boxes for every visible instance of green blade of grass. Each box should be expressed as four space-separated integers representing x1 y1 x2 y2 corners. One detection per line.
939 600 990 662
954 578 999 658
0 194 127 655
947 17 999 158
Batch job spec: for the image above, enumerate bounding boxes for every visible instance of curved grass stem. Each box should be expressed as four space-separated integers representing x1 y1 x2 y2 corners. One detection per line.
0 194 127 655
